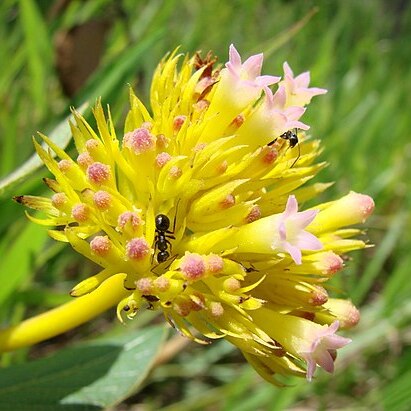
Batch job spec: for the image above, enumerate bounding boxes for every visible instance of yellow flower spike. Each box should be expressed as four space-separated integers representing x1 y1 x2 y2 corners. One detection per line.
320 298 360 329
321 237 368 253
70 267 119 297
24 210 71 227
64 227 114 267
13 195 57 214
0 274 128 352
125 91 152 132
289 251 344 278
308 191 375 234
293 182 334 203
188 179 248 218
6 45 374 384
243 351 305 386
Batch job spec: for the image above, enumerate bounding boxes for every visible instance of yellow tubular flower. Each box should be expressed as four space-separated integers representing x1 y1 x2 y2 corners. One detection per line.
5 44 374 385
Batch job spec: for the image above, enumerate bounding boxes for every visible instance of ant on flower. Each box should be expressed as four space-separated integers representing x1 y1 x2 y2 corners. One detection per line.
154 214 175 263
268 129 300 168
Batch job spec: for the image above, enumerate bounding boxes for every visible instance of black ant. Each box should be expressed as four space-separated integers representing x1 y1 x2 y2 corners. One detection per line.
154 214 175 263
268 129 300 168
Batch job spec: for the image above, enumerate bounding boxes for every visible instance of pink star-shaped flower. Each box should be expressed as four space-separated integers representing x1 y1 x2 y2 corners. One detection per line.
281 62 327 107
275 195 322 264
264 86 310 134
226 44 280 89
301 321 352 381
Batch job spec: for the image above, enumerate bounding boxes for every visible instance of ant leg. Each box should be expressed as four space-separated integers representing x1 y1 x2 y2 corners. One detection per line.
171 199 181 234
164 237 173 253
290 142 301 168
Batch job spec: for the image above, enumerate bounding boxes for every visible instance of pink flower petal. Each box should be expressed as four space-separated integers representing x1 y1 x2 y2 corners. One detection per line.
302 321 352 380
295 231 323 251
283 242 302 265
272 85 287 107
243 53 263 78
283 61 293 77
294 71 310 88
228 44 241 68
275 196 322 263
256 74 281 87
284 106 306 120
286 120 310 131
283 195 298 217
306 357 317 381
315 350 335 373
293 209 319 229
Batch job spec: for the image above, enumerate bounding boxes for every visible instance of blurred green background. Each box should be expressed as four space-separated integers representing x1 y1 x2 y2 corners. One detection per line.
0 0 410 410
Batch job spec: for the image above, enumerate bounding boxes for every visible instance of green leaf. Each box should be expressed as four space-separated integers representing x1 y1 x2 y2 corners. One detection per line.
74 29 164 105
0 103 87 197
0 325 167 410
0 220 49 304
19 0 52 115
351 211 406 305
382 368 411 411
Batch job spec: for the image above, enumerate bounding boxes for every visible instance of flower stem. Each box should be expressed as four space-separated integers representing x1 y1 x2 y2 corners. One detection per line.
0 274 128 352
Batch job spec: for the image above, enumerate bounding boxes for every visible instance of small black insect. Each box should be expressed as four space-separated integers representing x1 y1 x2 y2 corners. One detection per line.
154 214 175 263
268 129 300 168
279 130 298 148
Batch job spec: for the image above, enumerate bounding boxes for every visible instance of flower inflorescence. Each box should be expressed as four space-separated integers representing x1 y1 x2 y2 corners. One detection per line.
16 44 374 384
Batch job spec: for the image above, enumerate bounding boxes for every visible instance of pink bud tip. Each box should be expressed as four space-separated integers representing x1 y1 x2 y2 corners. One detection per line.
155 152 172 168
180 253 206 280
209 301 224 317
93 190 112 210
117 211 142 230
154 276 170 292
355 193 375 222
217 160 228 174
220 194 235 209
262 146 278 164
193 143 207 152
126 237 151 260
136 277 153 294
51 193 67 209
309 286 328 306
206 255 224 273
87 162 110 184
173 115 187 132
224 277 241 292
346 305 360 328
141 121 153 130
85 139 100 151
58 159 72 172
77 152 94 169
90 236 111 256
123 127 156 154
322 252 344 275
193 99 210 112
246 205 261 223
231 114 245 128
339 302 360 328
71 203 89 222
169 166 182 179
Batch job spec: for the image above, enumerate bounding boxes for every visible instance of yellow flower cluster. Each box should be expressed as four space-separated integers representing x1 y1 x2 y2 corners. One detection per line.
16 45 374 384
